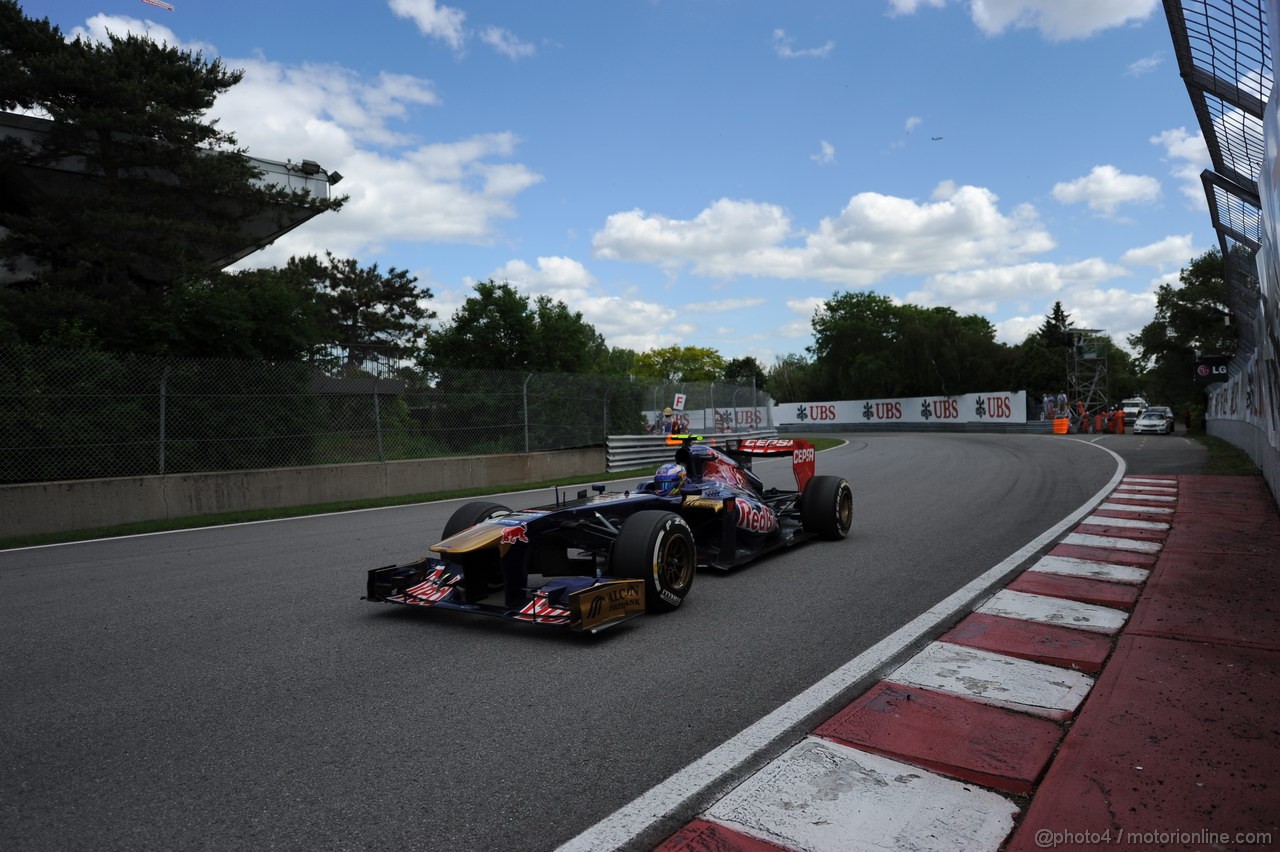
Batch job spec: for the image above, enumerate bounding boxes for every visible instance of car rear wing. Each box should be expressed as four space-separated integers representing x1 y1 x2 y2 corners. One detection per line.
735 438 816 492
666 434 815 492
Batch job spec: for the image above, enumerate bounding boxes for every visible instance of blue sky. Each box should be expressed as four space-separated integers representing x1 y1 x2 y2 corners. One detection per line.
27 0 1229 364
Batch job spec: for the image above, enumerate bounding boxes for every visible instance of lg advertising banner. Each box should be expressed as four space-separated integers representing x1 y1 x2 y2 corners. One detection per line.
1194 354 1232 386
774 391 1027 426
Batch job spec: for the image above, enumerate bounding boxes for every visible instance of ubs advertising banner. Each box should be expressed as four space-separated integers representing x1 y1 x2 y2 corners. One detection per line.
775 391 1027 427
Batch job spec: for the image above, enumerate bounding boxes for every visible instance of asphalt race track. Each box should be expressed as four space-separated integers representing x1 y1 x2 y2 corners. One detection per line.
0 431 1206 851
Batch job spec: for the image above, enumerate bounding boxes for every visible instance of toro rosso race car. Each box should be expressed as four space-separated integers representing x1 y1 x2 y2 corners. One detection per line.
365 435 852 633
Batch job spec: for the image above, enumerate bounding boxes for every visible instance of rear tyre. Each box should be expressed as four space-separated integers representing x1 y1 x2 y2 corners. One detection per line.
443 501 511 538
610 511 696 613
801 475 853 540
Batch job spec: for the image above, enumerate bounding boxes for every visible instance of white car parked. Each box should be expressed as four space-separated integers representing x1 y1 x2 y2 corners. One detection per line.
1133 406 1175 434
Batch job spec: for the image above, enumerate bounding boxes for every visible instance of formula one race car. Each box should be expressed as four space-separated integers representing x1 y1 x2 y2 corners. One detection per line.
365 435 852 633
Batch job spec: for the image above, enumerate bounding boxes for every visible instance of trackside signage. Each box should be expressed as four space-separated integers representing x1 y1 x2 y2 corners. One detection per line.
774 391 1027 426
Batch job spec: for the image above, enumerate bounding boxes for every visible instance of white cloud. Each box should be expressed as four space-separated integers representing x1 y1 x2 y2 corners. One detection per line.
798 183 1055 280
1058 282 1160 349
216 57 440 151
484 257 692 351
1120 234 1196 268
904 116 923 133
593 183 1055 286
811 140 836 166
967 0 1159 41
1052 165 1160 216
388 0 467 52
771 29 834 59
682 298 766 312
993 314 1043 346
492 256 596 292
887 0 1158 41
69 13 214 54
1149 127 1210 210
909 258 1129 315
63 10 544 285
593 198 794 270
1126 53 1163 76
481 26 536 59
235 131 543 267
780 297 827 337
992 279 1158 350
571 295 692 352
887 0 946 15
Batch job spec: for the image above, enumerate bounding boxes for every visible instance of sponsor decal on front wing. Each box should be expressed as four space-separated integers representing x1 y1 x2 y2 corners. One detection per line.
514 592 572 625
571 580 645 631
389 566 460 605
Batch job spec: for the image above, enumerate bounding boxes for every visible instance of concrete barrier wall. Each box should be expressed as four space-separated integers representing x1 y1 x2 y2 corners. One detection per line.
0 447 605 539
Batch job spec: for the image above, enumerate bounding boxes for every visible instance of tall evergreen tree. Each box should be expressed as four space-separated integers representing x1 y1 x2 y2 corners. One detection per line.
1036 301 1074 348
0 1 343 350
289 252 432 369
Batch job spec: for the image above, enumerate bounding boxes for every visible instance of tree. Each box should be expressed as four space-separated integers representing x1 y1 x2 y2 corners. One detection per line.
808 291 1008 398
423 280 609 373
289 252 432 368
766 353 821 401
631 345 726 382
1036 301 1075 348
0 2 343 350
1129 248 1234 414
164 265 327 361
529 294 611 372
593 346 637 376
723 355 767 390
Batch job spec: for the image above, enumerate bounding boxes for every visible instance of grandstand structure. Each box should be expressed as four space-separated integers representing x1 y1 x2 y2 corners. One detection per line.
0 110 341 285
1164 0 1269 368
1163 0 1280 500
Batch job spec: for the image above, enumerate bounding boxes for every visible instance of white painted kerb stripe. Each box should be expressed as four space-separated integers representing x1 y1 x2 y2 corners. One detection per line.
977 589 1128 635
1098 501 1173 514
1063 532 1162 552
1109 493 1177 503
704 738 1019 852
891 642 1094 718
1082 514 1169 531
1030 555 1150 585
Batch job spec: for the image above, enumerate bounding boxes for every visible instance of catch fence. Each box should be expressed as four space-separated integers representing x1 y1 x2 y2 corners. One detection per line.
0 345 770 484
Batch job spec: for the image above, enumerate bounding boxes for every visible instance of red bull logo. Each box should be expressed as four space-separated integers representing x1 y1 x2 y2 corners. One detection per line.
500 524 529 545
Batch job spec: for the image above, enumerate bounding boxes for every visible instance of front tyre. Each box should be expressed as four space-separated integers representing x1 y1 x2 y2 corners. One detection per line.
441 501 512 595
442 501 511 538
610 511 696 613
801 475 853 540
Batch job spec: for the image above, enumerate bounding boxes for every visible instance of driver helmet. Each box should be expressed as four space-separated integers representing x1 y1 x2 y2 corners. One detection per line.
653 462 686 496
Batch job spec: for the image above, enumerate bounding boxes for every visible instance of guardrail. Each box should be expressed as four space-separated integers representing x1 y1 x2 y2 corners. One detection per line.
606 430 779 472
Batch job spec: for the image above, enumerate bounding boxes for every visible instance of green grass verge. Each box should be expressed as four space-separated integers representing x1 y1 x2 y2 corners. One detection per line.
1190 433 1263 476
2 436 846 550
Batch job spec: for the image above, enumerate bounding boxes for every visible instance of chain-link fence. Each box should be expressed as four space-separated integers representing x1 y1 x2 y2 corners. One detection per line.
639 381 775 434
0 345 772 484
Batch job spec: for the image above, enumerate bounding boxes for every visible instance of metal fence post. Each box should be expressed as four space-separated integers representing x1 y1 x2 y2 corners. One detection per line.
373 377 384 462
602 386 611 442
523 373 532 453
158 365 171 475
